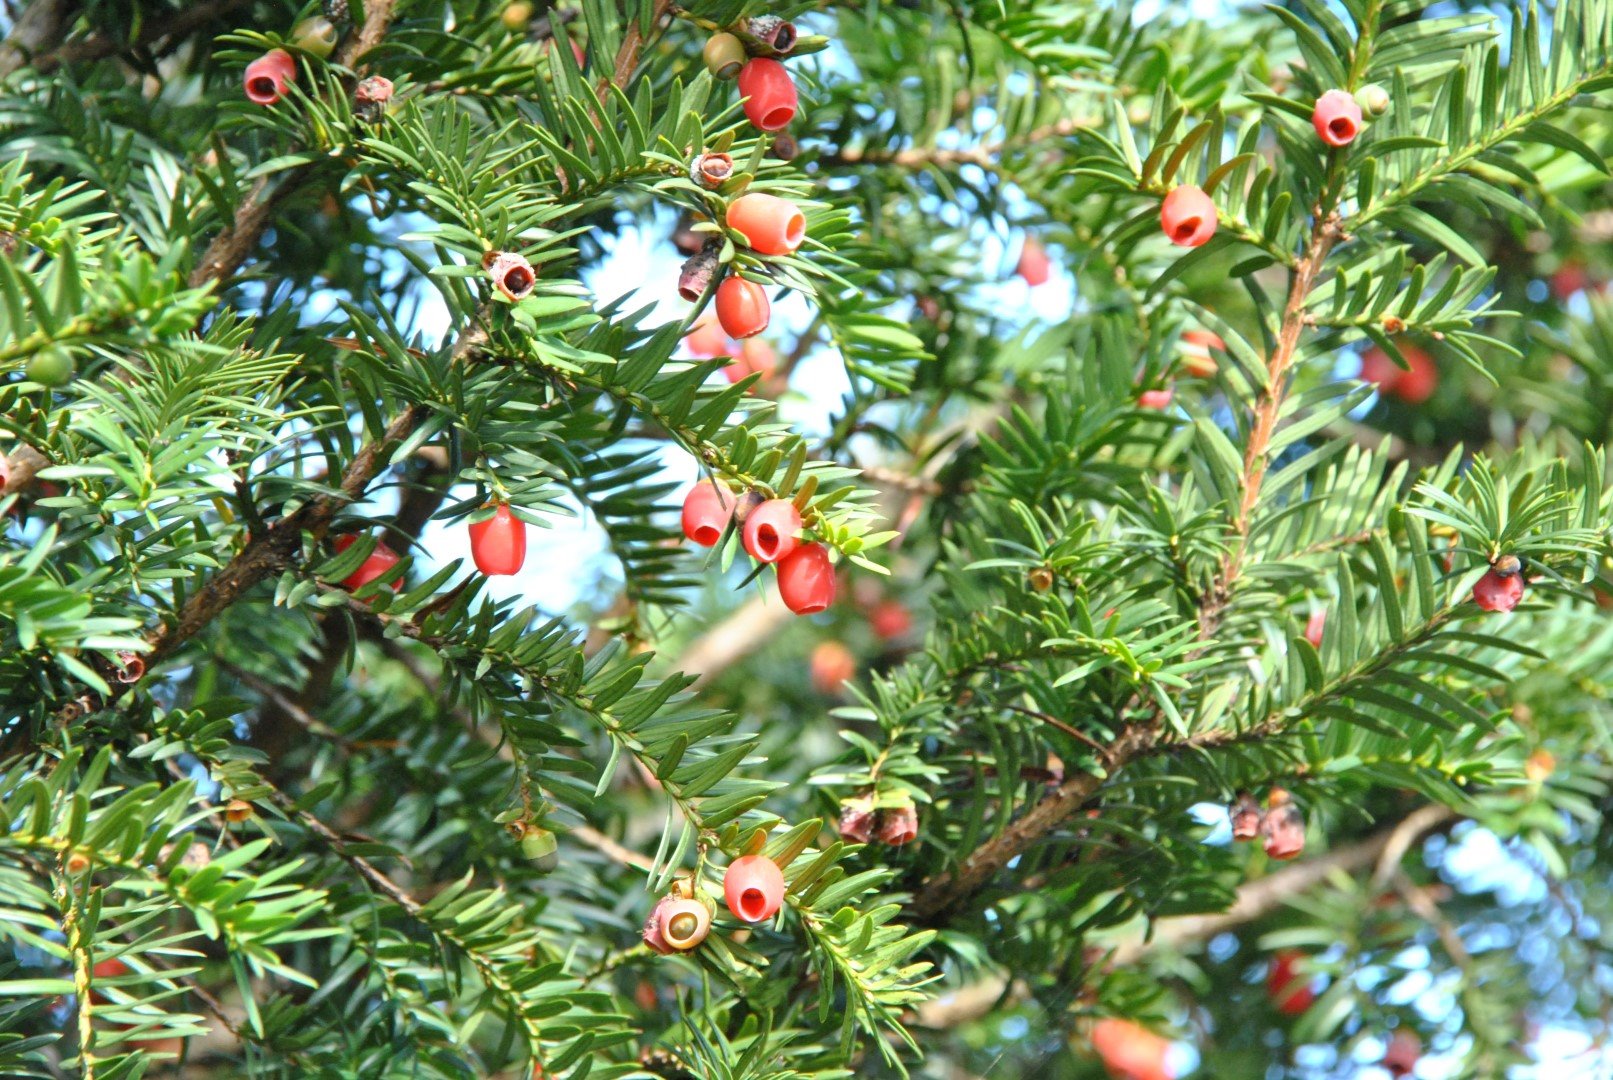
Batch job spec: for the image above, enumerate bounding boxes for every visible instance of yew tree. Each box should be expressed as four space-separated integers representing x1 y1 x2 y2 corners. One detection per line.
1 0 1612 1076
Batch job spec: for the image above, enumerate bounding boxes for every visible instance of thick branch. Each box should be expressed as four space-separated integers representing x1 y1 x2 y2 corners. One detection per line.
0 0 76 79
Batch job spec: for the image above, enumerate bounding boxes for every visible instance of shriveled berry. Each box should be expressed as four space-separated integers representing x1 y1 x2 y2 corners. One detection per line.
1260 788 1305 860
837 795 875 843
746 14 797 54
1229 791 1262 841
486 251 536 302
876 801 918 846
690 152 734 189
678 240 721 302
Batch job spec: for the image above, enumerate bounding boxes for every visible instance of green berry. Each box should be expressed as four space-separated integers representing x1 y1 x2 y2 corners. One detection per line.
521 825 559 871
703 33 747 80
1354 84 1390 118
27 347 74 387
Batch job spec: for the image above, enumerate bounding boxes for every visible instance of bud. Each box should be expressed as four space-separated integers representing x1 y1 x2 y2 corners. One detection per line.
292 17 339 58
676 240 722 302
1355 83 1390 117
689 151 733 189
746 14 797 55
520 825 559 871
702 33 747 79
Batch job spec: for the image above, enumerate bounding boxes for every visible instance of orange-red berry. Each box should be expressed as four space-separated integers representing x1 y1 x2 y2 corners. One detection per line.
727 193 806 256
334 535 403 591
468 503 526 576
715 276 770 338
1016 236 1050 286
1473 567 1525 612
1160 185 1217 247
1090 1018 1173 1080
810 640 856 694
684 319 733 358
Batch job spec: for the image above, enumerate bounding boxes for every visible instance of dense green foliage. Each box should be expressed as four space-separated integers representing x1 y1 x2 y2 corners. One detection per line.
0 0 1612 1076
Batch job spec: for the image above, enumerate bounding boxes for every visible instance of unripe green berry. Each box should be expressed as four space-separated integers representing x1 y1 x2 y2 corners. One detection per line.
26 347 74 387
1354 83 1390 117
703 33 746 80
292 17 338 58
521 825 559 871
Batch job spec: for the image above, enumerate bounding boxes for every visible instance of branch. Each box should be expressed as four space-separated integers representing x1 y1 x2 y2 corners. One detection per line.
187 0 400 290
18 0 252 75
0 0 75 79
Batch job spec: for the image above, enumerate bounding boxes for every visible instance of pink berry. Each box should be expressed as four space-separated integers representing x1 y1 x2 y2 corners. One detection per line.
736 58 797 131
1312 89 1364 147
680 481 733 547
722 855 785 923
1090 1019 1173 1080
724 338 778 385
243 49 296 106
715 276 770 339
1304 608 1326 649
741 498 802 564
727 193 806 256
1160 185 1217 247
1016 236 1050 286
1472 567 1525 613
777 542 835 615
1260 789 1305 861
1138 388 1173 410
683 319 733 359
868 599 912 641
810 641 856 694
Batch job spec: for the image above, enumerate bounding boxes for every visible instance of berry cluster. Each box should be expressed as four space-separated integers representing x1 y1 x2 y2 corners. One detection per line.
681 481 835 614
640 854 787 954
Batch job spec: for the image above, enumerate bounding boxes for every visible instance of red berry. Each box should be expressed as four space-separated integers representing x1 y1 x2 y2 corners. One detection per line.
680 481 733 547
810 640 856 694
244 49 296 106
333 535 403 591
468 503 526 576
1090 1018 1173 1080
1266 950 1318 1016
736 58 797 131
724 338 778 385
1138 387 1173 410
1016 236 1050 286
1312 89 1363 147
1382 1030 1421 1077
1160 185 1217 247
868 599 912 641
1304 608 1326 649
1472 568 1525 612
715 276 770 339
1551 262 1590 299
684 319 733 358
726 193 806 256
1360 343 1438 404
1179 328 1223 378
723 855 785 923
776 542 835 615
741 498 802 564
